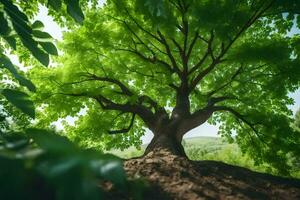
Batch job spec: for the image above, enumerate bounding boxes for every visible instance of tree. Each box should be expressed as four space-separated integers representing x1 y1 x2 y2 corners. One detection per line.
32 0 300 172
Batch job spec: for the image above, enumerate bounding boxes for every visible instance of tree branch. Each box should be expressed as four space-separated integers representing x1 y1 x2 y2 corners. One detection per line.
221 0 276 55
188 51 209 75
177 96 235 134
188 1 275 92
157 30 182 75
123 8 162 43
178 106 215 135
108 114 136 134
188 31 214 76
206 65 244 97
213 105 268 144
189 58 222 93
186 31 199 61
213 106 258 135
83 73 133 96
116 48 174 73
55 89 158 130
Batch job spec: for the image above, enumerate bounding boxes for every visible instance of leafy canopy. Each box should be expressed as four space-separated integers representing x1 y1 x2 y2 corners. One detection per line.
0 0 101 119
32 0 300 173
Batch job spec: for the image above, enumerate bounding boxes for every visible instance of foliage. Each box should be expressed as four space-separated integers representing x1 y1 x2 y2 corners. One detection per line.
0 0 87 65
0 0 102 120
0 128 144 200
30 0 300 174
0 66 33 132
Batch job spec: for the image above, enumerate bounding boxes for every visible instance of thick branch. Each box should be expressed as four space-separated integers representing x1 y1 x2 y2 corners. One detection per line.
56 89 157 130
178 106 214 135
177 96 234 134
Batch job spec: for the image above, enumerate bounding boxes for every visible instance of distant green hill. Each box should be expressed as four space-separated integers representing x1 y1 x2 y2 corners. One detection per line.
183 136 233 160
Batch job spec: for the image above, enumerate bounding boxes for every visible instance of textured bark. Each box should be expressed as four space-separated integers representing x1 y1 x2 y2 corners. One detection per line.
145 131 186 157
144 108 214 157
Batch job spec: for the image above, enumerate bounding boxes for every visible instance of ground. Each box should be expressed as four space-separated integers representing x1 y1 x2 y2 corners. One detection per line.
122 149 300 200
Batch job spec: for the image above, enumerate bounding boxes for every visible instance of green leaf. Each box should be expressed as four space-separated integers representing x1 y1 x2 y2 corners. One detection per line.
20 36 50 66
1 0 49 66
48 0 62 11
100 159 126 187
1 89 35 118
8 13 49 66
1 0 28 22
32 20 44 30
3 36 16 50
67 0 84 24
26 128 77 153
40 42 58 55
14 75 36 93
0 55 36 92
43 157 82 177
3 0 32 35
33 30 53 39
2 134 30 150
0 11 10 36
91 154 126 187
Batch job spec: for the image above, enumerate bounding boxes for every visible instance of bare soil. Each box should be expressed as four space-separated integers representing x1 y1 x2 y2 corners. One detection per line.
122 149 300 200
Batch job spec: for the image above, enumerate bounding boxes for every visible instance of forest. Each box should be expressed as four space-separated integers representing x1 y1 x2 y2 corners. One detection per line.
0 0 300 199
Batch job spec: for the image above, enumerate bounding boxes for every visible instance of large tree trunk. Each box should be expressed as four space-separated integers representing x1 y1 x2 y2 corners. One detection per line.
144 131 186 157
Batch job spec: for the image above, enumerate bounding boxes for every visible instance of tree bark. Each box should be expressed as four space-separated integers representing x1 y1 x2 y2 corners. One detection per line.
143 108 214 157
144 131 186 157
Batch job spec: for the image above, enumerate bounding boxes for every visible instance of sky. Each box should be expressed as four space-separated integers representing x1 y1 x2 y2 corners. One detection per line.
31 4 300 143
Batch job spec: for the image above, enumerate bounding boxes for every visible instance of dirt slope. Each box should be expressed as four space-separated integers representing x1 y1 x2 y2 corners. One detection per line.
123 149 300 200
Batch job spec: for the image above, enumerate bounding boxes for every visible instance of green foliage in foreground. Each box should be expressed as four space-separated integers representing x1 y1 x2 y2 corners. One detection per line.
0 129 145 200
111 137 300 178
